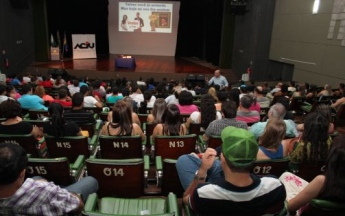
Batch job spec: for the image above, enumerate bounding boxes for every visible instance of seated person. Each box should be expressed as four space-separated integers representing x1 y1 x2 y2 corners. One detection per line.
0 100 42 138
18 84 47 111
236 95 260 124
176 91 199 114
203 101 247 141
80 86 103 108
257 118 289 160
106 86 123 104
214 91 228 111
250 103 299 139
279 135 345 214
165 87 181 105
255 86 270 108
331 96 345 110
154 84 169 99
67 79 80 96
0 143 98 215
107 97 141 126
34 86 54 102
143 90 156 108
292 84 306 98
317 84 333 97
64 93 96 125
147 98 166 124
0 84 13 104
185 94 222 131
334 83 344 97
152 104 187 139
43 103 82 137
51 88 72 107
101 101 145 140
176 127 286 215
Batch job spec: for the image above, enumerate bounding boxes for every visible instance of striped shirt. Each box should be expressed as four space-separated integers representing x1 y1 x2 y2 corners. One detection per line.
236 110 260 124
205 118 247 137
0 178 80 216
189 175 286 215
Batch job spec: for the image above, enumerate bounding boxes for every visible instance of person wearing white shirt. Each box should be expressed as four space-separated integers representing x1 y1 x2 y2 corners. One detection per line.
130 86 144 107
68 80 80 96
80 86 103 108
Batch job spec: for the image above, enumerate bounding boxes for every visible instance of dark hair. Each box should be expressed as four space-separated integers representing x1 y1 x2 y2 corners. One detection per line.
0 85 6 95
112 86 119 95
93 80 102 89
144 91 152 101
73 79 79 87
72 93 84 107
48 103 65 138
178 91 193 106
240 95 253 109
223 155 253 174
6 85 14 97
281 84 288 94
122 88 130 97
290 81 296 87
0 143 28 185
222 101 237 119
319 135 345 202
80 85 89 95
217 91 228 103
21 84 32 94
187 83 193 91
162 104 182 136
152 98 166 124
58 88 68 99
229 88 240 108
111 100 133 135
240 86 248 94
316 104 332 123
0 100 22 119
302 112 329 163
200 94 217 129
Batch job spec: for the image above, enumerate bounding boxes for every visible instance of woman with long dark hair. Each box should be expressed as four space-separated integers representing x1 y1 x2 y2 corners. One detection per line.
43 102 81 137
101 100 145 140
147 98 166 124
176 91 198 114
280 135 345 214
289 112 332 164
185 94 221 131
152 104 187 139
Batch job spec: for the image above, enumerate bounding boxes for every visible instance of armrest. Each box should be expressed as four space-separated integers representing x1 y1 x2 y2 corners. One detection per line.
84 193 98 212
184 203 196 216
89 135 98 147
89 155 96 159
142 136 147 146
155 156 163 171
23 113 29 119
72 155 85 170
27 154 32 158
142 123 147 132
150 136 154 144
144 155 150 171
198 135 206 145
93 113 98 119
167 193 179 216
95 120 102 131
38 136 45 144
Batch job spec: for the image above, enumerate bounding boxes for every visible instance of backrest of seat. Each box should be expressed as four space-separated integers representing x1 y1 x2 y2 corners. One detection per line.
297 161 326 182
207 136 222 149
100 112 109 122
145 123 156 147
138 114 148 125
29 110 49 120
189 123 201 136
155 135 196 159
302 199 345 216
84 107 102 114
0 134 40 157
252 158 290 177
45 136 90 162
289 97 305 111
24 120 49 129
162 159 184 197
86 158 144 198
180 114 190 123
80 123 96 137
99 135 143 159
26 157 72 186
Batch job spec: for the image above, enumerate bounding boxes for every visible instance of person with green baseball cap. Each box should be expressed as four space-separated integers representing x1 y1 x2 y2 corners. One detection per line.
177 126 286 215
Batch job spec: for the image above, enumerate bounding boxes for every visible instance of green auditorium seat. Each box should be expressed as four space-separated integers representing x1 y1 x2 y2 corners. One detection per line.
142 123 156 147
300 199 345 216
83 192 179 216
252 157 290 177
198 135 222 153
26 155 85 186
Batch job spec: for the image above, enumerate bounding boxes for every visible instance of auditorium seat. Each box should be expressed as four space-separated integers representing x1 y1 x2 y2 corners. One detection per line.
156 156 184 197
142 123 156 147
152 135 197 160
289 96 305 114
198 135 222 153
100 111 109 122
23 119 49 128
138 114 148 126
0 134 47 158
292 161 326 182
28 109 49 120
252 157 290 177
301 199 345 216
86 156 149 198
99 135 146 159
189 123 201 136
26 155 85 186
45 135 97 162
83 107 103 117
80 120 102 137
83 192 179 216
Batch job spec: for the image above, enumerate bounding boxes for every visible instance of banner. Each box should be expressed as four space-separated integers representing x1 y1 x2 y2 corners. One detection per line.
72 34 97 59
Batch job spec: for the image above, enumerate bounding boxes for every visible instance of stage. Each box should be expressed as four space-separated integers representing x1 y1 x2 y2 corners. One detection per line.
28 55 238 84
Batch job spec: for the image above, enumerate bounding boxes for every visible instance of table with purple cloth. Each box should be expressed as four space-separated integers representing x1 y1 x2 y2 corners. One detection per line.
115 57 136 70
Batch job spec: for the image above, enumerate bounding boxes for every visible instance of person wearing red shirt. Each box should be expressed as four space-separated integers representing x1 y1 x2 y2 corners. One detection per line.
51 88 72 107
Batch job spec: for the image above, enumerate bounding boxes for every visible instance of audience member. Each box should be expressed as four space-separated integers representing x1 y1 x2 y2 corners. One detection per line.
53 76 66 88
51 88 72 107
288 81 296 92
38 76 53 87
80 86 103 108
142 90 156 108
67 79 80 96
176 127 286 215
176 91 198 114
0 143 98 215
92 80 106 98
229 88 240 107
101 101 145 140
152 104 187 139
43 103 81 137
254 86 270 108
186 83 196 96
0 84 13 104
270 82 283 95
0 100 42 138
78 77 88 88
208 87 217 101
203 101 247 141
64 93 96 125
305 84 317 99
107 86 123 103
10 75 22 86
331 96 345 109
334 83 345 97
262 82 271 94
6 85 21 100
257 118 289 160
34 86 54 102
147 98 167 124
250 103 298 139
22 73 31 83
18 84 47 111
236 95 260 124
155 84 169 99
165 87 181 105
317 84 333 97
215 91 228 111
292 84 306 98
129 85 144 106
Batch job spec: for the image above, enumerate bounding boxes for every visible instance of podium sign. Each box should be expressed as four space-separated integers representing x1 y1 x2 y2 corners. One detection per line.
50 47 60 61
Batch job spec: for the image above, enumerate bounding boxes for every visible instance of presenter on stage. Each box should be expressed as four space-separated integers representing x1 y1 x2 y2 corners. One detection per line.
135 12 144 32
206 69 229 90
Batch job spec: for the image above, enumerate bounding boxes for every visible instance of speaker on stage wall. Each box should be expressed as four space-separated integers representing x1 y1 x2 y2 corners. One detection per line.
186 74 196 81
196 75 205 81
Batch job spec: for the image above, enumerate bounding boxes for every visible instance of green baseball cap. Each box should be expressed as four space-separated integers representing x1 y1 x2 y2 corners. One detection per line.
221 126 258 166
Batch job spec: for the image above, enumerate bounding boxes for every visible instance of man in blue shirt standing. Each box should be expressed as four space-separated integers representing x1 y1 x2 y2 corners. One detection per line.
18 84 47 110
206 69 229 90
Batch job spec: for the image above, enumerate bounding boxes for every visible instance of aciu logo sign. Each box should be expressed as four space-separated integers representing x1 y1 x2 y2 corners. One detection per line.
74 41 95 49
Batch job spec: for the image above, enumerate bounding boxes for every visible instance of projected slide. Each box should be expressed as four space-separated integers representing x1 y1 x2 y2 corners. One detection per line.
119 2 173 33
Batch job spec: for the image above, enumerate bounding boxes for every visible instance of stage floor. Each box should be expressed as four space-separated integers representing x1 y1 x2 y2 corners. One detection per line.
29 55 238 84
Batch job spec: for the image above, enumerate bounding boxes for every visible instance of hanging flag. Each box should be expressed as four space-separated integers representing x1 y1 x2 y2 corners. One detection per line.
63 33 68 53
50 34 56 47
4 58 9 69
57 30 61 47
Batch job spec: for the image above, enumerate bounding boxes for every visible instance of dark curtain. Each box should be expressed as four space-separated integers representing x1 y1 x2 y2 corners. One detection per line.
176 0 224 66
47 0 109 57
